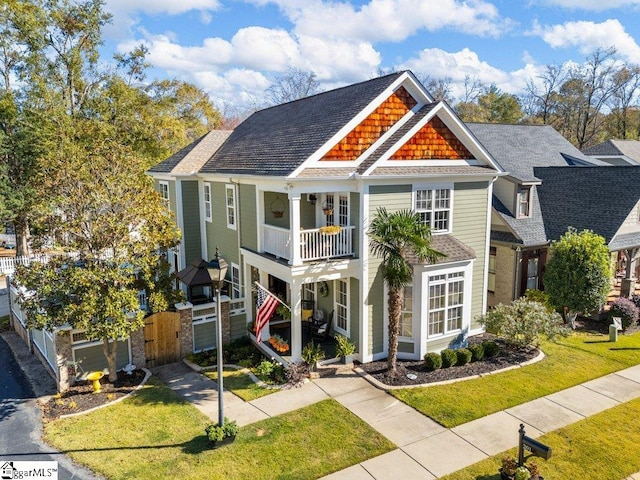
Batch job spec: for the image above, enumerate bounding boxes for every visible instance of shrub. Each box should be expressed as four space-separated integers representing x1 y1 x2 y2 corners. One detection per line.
468 343 484 362
284 362 308 388
631 294 640 310
334 334 356 358
223 337 263 367
524 289 554 312
479 297 569 348
482 340 499 357
609 297 639 329
301 342 325 367
205 418 239 441
423 352 442 371
440 348 457 368
255 359 285 384
455 348 472 366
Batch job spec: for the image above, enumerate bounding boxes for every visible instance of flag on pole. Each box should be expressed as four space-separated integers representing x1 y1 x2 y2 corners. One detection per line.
255 285 279 343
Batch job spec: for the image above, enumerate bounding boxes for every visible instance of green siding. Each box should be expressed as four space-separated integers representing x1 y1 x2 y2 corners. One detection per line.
367 184 412 356
181 180 202 264
204 181 241 267
300 194 316 229
194 321 216 351
239 184 258 251
349 277 359 349
350 193 360 257
453 182 490 331
73 340 130 373
264 191 289 229
230 314 247 340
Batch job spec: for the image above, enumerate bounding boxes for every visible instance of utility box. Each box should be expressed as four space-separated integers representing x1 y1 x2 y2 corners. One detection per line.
610 323 618 342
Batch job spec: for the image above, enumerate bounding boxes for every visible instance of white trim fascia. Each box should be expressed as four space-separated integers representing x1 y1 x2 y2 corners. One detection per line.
174 180 186 272
147 173 174 181
289 72 424 178
359 181 372 362
491 207 523 243
199 179 209 260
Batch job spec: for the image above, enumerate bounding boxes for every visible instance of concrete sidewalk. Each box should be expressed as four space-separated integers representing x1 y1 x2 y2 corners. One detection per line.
153 360 640 479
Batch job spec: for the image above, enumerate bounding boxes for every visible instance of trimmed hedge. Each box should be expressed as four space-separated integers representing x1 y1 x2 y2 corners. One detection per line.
468 343 484 362
482 340 499 357
456 348 472 366
441 348 457 368
423 352 442 371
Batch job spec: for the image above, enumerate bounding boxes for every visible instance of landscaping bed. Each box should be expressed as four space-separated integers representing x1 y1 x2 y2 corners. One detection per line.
359 335 539 387
42 369 146 419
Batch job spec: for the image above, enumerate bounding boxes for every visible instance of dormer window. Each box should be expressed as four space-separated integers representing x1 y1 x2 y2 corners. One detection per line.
517 186 531 218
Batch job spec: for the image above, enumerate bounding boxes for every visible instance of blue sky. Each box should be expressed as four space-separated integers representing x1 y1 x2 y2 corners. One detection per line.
101 0 640 110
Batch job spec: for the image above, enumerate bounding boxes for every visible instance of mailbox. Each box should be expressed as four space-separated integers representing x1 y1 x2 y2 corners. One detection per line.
518 424 552 465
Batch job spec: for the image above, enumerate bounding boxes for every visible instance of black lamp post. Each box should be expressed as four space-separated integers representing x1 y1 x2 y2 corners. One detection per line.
206 247 228 426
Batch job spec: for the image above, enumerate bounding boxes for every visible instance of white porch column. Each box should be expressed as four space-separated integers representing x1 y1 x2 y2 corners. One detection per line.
290 277 303 361
289 194 302 266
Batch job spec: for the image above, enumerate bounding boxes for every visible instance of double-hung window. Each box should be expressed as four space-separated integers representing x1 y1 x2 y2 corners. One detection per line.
488 246 497 293
517 186 531 218
400 285 413 337
225 184 236 229
230 263 242 299
203 183 212 222
414 187 452 233
159 181 170 209
334 279 349 335
428 271 464 336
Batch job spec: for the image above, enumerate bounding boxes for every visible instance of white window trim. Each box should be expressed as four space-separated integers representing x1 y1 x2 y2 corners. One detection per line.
420 261 473 341
517 186 531 219
399 284 413 341
203 183 212 223
334 278 349 336
230 262 242 300
225 184 237 230
159 181 170 209
412 183 454 234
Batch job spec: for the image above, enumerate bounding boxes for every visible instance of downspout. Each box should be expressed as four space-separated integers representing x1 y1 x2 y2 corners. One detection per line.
513 246 522 300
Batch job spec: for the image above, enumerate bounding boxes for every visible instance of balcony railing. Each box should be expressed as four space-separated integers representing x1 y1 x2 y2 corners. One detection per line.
261 224 355 262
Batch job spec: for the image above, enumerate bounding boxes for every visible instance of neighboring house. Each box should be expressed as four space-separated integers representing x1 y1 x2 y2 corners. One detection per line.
583 139 640 166
148 71 504 363
467 123 640 306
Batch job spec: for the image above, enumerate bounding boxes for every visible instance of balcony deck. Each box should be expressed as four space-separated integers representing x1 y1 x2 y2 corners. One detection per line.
261 224 355 263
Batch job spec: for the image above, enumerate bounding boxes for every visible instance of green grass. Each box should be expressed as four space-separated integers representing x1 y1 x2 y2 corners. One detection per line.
44 378 394 480
441 396 640 480
204 367 275 401
0 315 10 332
391 331 640 427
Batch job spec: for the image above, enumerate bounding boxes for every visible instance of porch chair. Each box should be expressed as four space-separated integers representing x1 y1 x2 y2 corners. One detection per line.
301 299 314 334
312 310 334 341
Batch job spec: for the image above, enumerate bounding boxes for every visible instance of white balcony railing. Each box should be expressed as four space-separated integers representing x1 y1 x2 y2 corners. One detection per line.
261 224 355 262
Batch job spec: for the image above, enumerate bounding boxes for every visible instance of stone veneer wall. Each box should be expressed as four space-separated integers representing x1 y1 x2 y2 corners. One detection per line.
130 328 146 367
177 302 194 356
488 244 517 308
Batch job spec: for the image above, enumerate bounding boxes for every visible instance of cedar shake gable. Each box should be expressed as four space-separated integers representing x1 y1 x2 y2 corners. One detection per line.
390 116 473 160
200 72 406 176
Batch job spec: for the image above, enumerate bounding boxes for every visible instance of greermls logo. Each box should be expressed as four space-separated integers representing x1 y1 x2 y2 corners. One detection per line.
1 461 58 480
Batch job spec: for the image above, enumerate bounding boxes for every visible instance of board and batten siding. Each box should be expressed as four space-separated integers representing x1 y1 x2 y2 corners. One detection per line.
367 184 412 357
452 181 490 332
239 184 258 252
181 180 202 265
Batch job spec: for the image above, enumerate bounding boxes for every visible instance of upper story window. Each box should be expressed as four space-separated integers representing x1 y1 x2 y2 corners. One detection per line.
517 186 531 218
203 183 212 222
414 187 452 233
159 181 169 209
225 184 236 230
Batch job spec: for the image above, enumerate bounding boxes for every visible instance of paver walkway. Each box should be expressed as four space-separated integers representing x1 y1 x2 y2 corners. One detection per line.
152 361 640 479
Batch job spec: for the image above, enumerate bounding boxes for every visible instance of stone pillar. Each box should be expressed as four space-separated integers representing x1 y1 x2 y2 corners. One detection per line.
176 302 193 357
129 328 146 368
220 296 231 345
55 330 74 392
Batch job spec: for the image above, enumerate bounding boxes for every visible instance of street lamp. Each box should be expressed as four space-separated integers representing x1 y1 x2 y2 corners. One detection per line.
206 247 228 426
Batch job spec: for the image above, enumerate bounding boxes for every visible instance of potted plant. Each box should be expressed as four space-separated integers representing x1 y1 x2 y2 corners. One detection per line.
499 457 543 480
499 456 518 480
334 334 356 364
319 225 342 236
301 341 325 374
205 418 239 448
322 202 333 215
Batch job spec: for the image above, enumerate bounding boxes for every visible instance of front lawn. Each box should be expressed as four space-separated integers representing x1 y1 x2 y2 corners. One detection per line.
44 377 395 480
441 395 640 479
204 367 275 401
391 331 640 427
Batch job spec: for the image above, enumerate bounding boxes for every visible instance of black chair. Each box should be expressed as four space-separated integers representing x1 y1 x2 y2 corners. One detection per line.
312 310 333 341
301 299 314 334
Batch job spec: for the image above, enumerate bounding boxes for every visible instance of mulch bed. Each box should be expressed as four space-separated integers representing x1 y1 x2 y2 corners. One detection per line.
42 369 146 420
358 335 540 387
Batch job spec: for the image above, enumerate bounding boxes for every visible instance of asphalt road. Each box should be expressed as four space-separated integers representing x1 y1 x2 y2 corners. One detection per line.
0 335 102 480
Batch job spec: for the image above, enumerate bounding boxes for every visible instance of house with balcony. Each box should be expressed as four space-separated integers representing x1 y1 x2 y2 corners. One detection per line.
148 71 504 363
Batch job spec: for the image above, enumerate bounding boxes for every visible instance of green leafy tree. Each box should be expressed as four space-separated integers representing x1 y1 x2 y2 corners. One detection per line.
479 297 569 348
544 228 612 326
368 208 444 373
15 117 181 381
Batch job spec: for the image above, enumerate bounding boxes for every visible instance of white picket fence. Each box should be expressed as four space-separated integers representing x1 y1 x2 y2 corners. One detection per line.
0 254 52 275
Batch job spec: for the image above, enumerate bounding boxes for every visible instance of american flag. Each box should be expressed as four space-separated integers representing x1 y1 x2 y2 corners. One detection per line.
255 285 279 342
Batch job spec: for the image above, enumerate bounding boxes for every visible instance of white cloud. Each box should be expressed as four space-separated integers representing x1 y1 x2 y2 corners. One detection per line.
248 0 511 42
536 0 640 11
531 19 640 62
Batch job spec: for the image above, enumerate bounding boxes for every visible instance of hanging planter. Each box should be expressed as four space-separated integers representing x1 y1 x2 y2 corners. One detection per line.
322 202 333 215
319 225 342 236
270 195 285 218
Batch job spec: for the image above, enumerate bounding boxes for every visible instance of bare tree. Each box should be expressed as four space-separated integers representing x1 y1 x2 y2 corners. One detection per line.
266 67 321 105
416 73 453 103
524 64 567 125
608 65 640 139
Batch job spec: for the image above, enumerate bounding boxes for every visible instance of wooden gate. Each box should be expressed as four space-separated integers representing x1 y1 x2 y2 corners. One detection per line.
144 311 181 367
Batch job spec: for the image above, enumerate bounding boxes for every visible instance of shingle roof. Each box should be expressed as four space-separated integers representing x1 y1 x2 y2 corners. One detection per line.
492 194 548 246
582 139 623 157
199 72 406 176
467 123 601 182
148 130 232 174
406 234 476 265
534 166 640 245
369 165 497 177
583 139 640 164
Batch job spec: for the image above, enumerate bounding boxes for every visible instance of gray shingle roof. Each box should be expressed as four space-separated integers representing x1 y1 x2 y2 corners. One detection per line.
467 123 601 182
534 166 640 245
199 72 406 177
583 139 640 164
148 130 232 174
406 234 476 265
492 193 548 246
582 140 623 157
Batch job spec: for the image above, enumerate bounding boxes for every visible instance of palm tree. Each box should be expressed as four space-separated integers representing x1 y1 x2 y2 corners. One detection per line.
369 208 445 373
